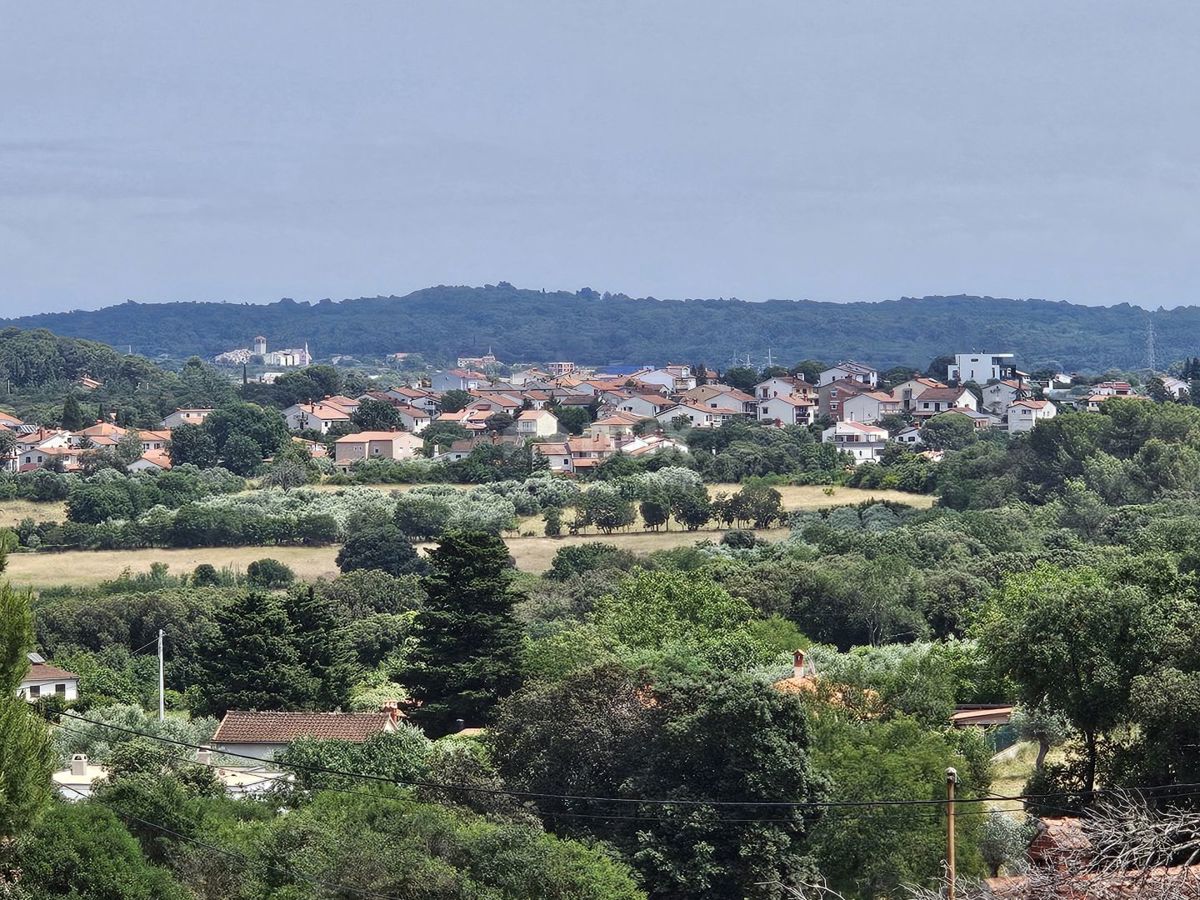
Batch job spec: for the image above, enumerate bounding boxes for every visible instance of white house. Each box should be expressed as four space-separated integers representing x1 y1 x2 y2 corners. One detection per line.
818 362 878 388
160 408 214 430
395 407 432 433
516 409 560 438
912 387 978 421
841 390 902 425
982 379 1024 414
1006 399 1057 433
821 421 889 464
533 441 574 473
128 449 172 473
614 393 673 419
638 365 696 393
19 653 78 703
656 402 739 429
431 369 485 392
892 426 924 446
1161 376 1189 400
209 710 400 762
757 393 817 426
948 353 1015 385
679 385 756 415
755 376 815 402
890 377 946 411
283 401 353 434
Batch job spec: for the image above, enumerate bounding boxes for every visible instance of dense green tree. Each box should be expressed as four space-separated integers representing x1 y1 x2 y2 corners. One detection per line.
721 365 759 393
193 591 310 717
555 405 591 435
336 523 428 576
60 394 86 430
350 397 402 432
627 676 825 900
245 557 295 588
982 563 1177 793
0 584 53 837
438 389 472 413
284 586 357 710
219 432 263 476
406 531 522 734
919 413 977 451
15 803 188 900
578 485 636 534
167 423 218 468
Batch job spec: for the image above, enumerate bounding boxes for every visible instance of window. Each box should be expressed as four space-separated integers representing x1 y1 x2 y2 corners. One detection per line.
55 683 66 695
28 685 40 698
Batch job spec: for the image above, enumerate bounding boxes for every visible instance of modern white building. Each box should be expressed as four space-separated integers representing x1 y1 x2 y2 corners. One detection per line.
948 353 1015 385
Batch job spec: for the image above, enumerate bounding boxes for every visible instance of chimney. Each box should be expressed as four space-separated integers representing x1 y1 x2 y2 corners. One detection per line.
70 753 88 777
793 650 807 680
195 748 211 766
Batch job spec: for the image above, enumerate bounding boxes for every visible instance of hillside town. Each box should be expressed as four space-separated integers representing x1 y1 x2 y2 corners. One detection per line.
3 349 1177 476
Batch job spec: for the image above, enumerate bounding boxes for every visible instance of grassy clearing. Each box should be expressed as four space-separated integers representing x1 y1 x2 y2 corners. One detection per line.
0 499 67 528
2 482 930 588
4 527 794 588
5 546 342 590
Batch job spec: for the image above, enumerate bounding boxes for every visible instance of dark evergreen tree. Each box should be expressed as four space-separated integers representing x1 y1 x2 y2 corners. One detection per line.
336 523 427 576
284 586 357 711
350 397 402 432
406 531 522 735
60 394 85 431
194 591 310 716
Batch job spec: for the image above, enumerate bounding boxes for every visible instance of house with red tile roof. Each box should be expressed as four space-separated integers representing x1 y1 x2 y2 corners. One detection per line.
210 710 401 761
19 653 78 703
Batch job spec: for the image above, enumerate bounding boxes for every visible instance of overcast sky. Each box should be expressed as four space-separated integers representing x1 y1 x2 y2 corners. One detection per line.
2 2 1198 315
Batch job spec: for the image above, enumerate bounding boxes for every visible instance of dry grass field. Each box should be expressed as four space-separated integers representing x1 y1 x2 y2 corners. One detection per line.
0 482 931 588
0 499 67 528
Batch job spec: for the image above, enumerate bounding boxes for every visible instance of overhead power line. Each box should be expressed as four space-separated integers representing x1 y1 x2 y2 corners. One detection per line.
60 711 1200 813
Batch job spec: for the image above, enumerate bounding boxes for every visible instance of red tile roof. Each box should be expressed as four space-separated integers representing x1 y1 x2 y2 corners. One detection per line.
212 710 397 744
24 662 78 683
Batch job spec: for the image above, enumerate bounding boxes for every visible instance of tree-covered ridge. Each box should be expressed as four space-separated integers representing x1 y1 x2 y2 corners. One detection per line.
1 285 1183 370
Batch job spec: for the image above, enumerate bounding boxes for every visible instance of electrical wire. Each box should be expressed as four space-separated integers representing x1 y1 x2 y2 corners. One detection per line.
60 709 1156 813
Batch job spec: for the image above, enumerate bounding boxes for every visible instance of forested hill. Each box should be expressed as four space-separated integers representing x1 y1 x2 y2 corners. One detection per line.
2 285 1184 370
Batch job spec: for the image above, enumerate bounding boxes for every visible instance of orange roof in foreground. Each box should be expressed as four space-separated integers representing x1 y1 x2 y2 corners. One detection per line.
212 710 397 744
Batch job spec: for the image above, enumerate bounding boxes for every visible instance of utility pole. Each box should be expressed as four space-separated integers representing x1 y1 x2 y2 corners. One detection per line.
946 766 958 900
157 629 165 722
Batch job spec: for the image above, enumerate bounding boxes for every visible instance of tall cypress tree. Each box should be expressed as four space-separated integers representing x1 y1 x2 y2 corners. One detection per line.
284 586 357 710
0 584 53 838
60 394 85 431
195 591 310 717
406 531 522 735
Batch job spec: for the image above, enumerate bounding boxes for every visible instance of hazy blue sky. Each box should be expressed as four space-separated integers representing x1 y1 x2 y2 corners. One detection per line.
3 2 1198 315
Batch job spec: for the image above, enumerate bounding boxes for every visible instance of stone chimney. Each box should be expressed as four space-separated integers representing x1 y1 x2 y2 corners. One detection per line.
70 753 88 777
195 748 212 766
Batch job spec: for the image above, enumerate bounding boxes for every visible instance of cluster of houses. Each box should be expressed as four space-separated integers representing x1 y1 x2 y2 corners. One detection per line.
0 412 178 475
0 352 1170 475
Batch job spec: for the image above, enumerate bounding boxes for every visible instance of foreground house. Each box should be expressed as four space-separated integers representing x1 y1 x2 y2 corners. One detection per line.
911 386 978 421
19 653 78 702
283 400 354 434
822 421 889 464
756 393 817 426
841 390 901 425
210 710 401 761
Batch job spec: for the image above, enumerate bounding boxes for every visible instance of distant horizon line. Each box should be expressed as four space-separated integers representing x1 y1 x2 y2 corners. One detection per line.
0 284 1182 320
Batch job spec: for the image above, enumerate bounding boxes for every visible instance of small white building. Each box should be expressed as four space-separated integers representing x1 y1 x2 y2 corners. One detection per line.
283 401 353 434
892 426 924 446
822 421 889 464
948 353 1015 385
655 402 739 429
887 377 945 412
912 387 979 421
19 653 78 703
982 379 1024 414
1006 399 1057 433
